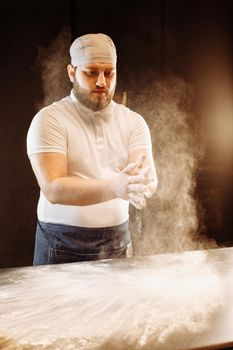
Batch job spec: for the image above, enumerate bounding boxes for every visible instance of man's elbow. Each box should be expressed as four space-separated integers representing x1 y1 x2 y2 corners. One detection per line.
43 189 59 204
41 180 62 204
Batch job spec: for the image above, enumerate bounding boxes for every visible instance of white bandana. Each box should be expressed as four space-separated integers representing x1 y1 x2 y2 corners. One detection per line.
70 33 117 66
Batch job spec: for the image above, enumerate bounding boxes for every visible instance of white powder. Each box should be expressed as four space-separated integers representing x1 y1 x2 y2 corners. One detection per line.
0 251 225 349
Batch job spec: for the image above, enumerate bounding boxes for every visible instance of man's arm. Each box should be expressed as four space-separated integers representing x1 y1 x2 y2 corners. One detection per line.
124 149 157 209
29 152 149 206
128 149 158 195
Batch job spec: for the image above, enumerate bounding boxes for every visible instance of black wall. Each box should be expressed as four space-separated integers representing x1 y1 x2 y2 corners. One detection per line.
0 1 71 267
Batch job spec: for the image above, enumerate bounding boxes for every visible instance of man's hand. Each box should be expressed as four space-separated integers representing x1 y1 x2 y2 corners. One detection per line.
112 155 153 209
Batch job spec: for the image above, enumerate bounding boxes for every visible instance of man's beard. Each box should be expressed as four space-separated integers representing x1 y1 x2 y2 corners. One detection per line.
73 81 116 111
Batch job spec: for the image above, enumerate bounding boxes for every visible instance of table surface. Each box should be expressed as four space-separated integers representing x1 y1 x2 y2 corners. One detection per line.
1 247 233 350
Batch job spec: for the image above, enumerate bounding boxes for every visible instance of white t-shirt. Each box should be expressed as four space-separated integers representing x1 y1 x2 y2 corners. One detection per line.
27 90 152 227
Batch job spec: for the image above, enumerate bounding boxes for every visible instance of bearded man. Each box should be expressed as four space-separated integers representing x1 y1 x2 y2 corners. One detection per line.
27 33 157 265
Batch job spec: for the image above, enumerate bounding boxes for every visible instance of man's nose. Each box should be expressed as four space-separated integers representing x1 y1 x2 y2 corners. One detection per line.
96 72 106 87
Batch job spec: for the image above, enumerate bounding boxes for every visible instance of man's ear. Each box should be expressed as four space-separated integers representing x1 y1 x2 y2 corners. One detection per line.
67 64 75 83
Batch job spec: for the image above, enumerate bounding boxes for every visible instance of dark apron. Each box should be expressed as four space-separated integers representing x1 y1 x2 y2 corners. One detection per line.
33 220 131 265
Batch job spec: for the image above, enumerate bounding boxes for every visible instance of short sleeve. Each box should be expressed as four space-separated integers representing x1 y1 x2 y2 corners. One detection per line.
128 112 152 153
26 109 67 157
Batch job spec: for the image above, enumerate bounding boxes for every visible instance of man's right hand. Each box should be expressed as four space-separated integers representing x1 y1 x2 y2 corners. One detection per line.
111 156 152 209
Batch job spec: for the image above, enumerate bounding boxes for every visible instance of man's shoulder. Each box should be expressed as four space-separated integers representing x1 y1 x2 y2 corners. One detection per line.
30 96 73 130
38 96 71 115
33 96 74 126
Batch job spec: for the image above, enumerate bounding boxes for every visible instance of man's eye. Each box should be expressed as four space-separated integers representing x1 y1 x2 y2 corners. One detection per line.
86 71 97 76
104 71 114 77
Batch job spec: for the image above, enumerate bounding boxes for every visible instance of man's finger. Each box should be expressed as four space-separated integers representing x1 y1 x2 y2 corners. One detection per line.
122 162 138 174
139 166 151 176
129 199 142 210
122 155 146 174
128 192 146 208
135 154 146 168
128 175 148 185
128 196 143 210
128 173 152 186
128 184 147 193
143 189 152 198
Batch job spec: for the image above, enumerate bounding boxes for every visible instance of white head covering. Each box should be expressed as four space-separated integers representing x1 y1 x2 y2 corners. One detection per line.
70 33 117 66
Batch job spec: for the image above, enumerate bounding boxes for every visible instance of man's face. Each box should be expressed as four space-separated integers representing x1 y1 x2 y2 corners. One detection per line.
72 63 116 111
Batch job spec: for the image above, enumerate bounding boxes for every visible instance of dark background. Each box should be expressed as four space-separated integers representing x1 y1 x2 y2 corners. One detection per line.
0 0 232 267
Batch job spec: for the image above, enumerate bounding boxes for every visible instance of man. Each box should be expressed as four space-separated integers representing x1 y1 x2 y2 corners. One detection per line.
27 33 157 265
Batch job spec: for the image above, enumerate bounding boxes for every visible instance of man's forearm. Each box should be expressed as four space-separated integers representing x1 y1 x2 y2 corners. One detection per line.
44 176 116 206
